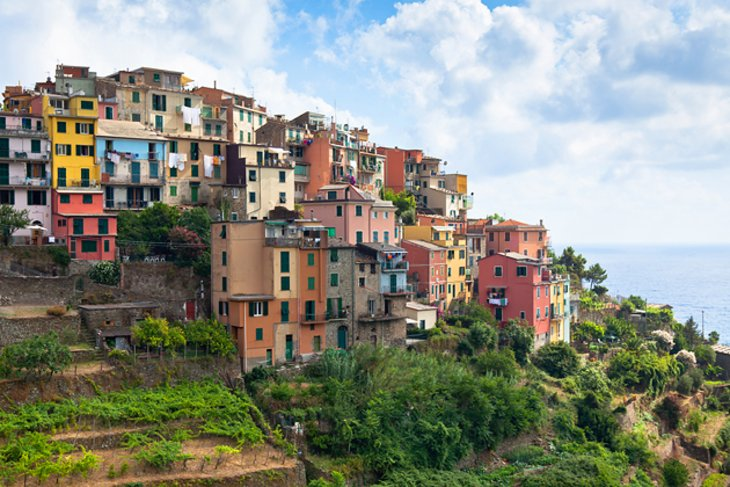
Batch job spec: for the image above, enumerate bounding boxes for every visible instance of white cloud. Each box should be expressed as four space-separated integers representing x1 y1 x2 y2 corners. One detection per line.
341 0 730 243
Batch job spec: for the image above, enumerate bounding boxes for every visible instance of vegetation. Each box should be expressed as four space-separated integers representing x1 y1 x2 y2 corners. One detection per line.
662 459 689 487
381 188 416 225
0 332 71 379
88 260 121 286
131 316 235 357
0 204 30 246
532 341 580 378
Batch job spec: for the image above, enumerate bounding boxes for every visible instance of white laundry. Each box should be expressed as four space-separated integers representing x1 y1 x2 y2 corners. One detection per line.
181 106 201 127
203 155 214 178
110 153 121 164
168 153 180 169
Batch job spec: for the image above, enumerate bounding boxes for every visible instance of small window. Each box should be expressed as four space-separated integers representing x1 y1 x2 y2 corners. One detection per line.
31 140 41 153
307 277 315 290
221 251 227 266
505 233 511 242
373 231 378 242
355 205 362 216
83 194 93 204
494 266 503 277
191 164 199 177
279 192 286 204
372 211 378 219
132 91 140 103
520 311 526 320
249 169 257 181
132 113 141 122
330 274 338 286
213 144 221 156
356 231 363 244
327 191 337 200
281 276 290 291
57 121 66 133
222 277 227 292
358 277 366 287
59 194 70 204
80 240 97 252
330 249 339 262
255 328 263 341
249 192 256 203
98 218 108 235
307 253 315 266
336 205 343 217
169 185 177 197
279 170 286 183
516 266 527 277
80 100 94 110
313 336 322 352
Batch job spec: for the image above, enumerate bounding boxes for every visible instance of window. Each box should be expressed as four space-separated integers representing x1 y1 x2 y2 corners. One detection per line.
279 170 286 183
330 249 338 262
330 273 338 286
373 231 378 242
356 231 363 244
308 277 315 290
215 125 222 136
81 240 97 252
249 301 268 317
248 169 257 181
55 144 71 156
255 328 263 341
495 308 503 321
520 311 526 320
281 276 290 291
149 161 159 179
190 142 199 160
327 191 337 200
459 250 465 259
222 276 227 292
281 301 289 322
355 205 362 216
358 277 366 287
213 144 221 156
191 164 199 177
218 301 228 316
221 251 227 266
279 192 286 204
170 167 177 177
516 266 527 277
313 336 322 352
152 94 166 111
184 97 191 108
75 145 94 156
169 185 177 197
545 306 549 317
0 117 4 129
336 205 343 217
83 194 92 204
536 308 541 319
185 123 192 132
31 139 41 153
132 91 140 103
305 300 316 320
249 192 256 203
524 231 528 241
73 219 84 235
505 232 511 242
26 190 46 206
372 211 378 219
220 225 227 239
60 194 70 204
239 130 243 142
155 115 163 131
98 218 108 235
132 113 141 122
75 122 94 134
308 253 315 266
368 299 376 315
537 287 540 298
80 100 94 110
169 141 178 153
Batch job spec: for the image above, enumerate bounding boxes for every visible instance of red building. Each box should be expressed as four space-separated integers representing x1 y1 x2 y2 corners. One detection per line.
483 219 549 261
401 239 447 311
378 147 422 194
478 252 552 348
52 191 117 260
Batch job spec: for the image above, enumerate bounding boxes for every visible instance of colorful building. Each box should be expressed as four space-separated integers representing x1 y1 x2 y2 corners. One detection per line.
0 112 52 242
95 120 167 211
44 93 117 260
231 145 294 220
483 218 550 260
478 252 567 348
377 146 423 193
193 86 267 145
300 183 397 245
402 224 469 309
400 239 447 311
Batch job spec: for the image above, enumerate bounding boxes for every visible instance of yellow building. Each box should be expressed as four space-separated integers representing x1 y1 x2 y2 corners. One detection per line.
403 224 470 310
549 277 571 343
44 94 100 188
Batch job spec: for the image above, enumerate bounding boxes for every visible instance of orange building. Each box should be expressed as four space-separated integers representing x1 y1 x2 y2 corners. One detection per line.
377 146 422 193
483 219 550 261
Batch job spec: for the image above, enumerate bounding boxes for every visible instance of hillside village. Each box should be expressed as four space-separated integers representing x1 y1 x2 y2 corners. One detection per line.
1 65 729 486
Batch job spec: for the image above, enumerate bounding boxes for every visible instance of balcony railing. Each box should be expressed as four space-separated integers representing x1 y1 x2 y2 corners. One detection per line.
0 150 49 161
488 297 508 306
0 176 50 187
106 201 154 210
383 283 414 295
301 313 328 323
264 237 300 248
58 179 101 191
326 310 348 320
381 261 409 272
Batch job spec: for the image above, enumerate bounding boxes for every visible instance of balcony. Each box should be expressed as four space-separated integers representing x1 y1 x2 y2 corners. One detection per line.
105 201 155 211
326 309 348 320
0 176 50 188
265 237 300 248
58 179 102 191
301 236 324 248
488 297 508 306
294 165 310 183
300 313 328 324
383 283 414 295
0 151 50 162
381 261 409 272
359 312 405 322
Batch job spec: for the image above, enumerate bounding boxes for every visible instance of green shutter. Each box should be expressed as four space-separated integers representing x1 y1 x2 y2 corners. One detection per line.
263 301 269 316
308 277 315 290
280 251 290 272
256 328 263 341
249 303 255 317
98 218 108 235
281 301 289 322
73 218 84 235
308 253 315 266
191 164 199 177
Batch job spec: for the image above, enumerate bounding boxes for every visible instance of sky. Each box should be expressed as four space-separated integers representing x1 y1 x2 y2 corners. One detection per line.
1 0 729 245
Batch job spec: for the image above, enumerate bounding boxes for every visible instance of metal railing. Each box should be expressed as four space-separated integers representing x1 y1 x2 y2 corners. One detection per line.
381 261 409 272
0 176 50 187
58 179 101 190
300 313 328 323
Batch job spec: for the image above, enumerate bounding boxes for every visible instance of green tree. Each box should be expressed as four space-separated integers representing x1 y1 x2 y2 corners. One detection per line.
381 189 416 225
467 322 497 352
486 213 505 223
584 263 607 290
573 321 606 344
0 333 71 379
0 205 30 246
178 207 212 244
117 203 181 255
662 459 688 487
557 247 587 283
499 320 534 365
681 317 702 349
709 331 720 345
88 261 121 286
604 317 636 343
532 342 580 378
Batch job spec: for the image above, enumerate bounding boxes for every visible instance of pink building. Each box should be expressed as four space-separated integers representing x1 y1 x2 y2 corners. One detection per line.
52 191 117 260
301 184 397 245
478 252 552 347
400 239 447 311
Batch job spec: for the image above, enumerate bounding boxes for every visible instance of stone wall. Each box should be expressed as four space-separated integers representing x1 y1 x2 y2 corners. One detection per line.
0 314 81 347
326 245 356 349
0 245 69 277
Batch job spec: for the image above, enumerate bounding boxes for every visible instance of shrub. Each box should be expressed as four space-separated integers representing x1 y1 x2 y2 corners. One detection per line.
676 374 694 396
615 431 654 467
685 409 705 433
503 445 546 465
474 349 520 380
575 365 612 403
607 349 681 396
499 320 534 365
47 245 71 267
695 345 717 367
88 261 121 286
715 420 730 451
702 474 728 487
662 459 689 487
655 396 683 431
532 342 580 378
552 409 587 443
46 305 66 317
133 440 194 470
269 383 295 402
0 332 71 379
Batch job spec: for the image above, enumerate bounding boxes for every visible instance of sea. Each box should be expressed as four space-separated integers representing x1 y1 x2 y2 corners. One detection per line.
557 244 730 344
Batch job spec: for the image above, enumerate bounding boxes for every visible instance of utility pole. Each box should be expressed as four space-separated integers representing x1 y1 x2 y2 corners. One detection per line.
702 310 705 339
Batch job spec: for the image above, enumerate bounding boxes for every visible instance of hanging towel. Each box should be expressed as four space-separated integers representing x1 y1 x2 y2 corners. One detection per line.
212 156 221 166
203 155 214 178
168 153 180 169
110 153 122 164
181 106 201 127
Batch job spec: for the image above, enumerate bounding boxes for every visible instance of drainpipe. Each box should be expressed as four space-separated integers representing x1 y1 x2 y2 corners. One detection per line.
243 304 248 373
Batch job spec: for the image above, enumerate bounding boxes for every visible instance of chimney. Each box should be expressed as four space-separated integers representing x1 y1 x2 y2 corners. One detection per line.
213 80 217 89
539 219 543 226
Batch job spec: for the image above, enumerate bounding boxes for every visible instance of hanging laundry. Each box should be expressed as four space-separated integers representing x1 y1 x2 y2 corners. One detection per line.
168 152 180 169
212 156 221 166
176 153 187 171
110 153 122 164
181 106 201 127
203 155 214 178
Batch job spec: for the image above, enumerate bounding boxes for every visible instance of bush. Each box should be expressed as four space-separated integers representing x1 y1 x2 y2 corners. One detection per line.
503 445 546 465
474 349 520 380
615 431 654 467
662 459 689 487
552 409 587 443
702 474 728 487
499 320 534 365
607 349 681 397
0 332 71 379
133 440 194 470
88 261 121 286
47 245 71 267
695 345 716 366
715 420 730 451
46 305 67 317
655 396 683 431
676 374 694 396
532 342 580 378
685 409 705 433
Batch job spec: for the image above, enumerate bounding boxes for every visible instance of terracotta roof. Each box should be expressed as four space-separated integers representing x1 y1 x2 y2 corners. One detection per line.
402 239 445 251
406 302 438 311
497 219 528 226
97 120 168 141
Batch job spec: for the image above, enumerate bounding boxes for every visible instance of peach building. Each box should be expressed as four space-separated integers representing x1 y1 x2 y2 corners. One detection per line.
300 183 397 245
483 219 550 261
